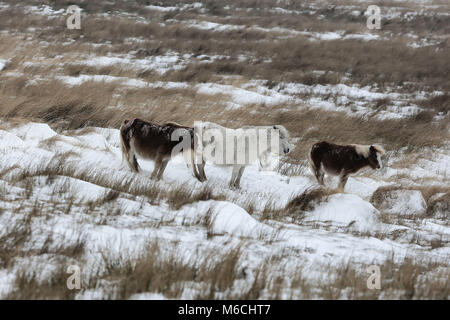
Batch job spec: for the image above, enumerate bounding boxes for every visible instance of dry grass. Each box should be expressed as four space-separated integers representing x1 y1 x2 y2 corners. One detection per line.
256 108 449 165
1 154 213 208
7 264 78 299
418 93 450 114
0 1 448 154
1 172 448 299
262 188 335 222
91 242 247 299
3 78 446 165
426 192 450 219
0 0 449 300
1 0 449 92
371 185 450 220
317 255 450 299
167 183 225 210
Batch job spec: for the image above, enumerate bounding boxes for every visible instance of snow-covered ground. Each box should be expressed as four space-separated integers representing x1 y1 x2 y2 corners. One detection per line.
0 0 448 299
0 121 448 299
12 57 433 120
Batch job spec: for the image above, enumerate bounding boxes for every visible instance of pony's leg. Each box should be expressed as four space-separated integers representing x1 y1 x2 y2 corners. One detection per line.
131 154 139 172
151 155 162 180
156 159 169 181
313 164 324 186
197 160 207 182
318 170 325 185
126 145 139 172
338 173 349 192
234 166 246 188
229 165 240 188
184 148 203 182
259 151 268 171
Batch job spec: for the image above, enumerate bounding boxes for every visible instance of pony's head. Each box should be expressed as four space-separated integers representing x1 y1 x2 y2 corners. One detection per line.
368 144 385 169
353 144 386 169
273 125 293 155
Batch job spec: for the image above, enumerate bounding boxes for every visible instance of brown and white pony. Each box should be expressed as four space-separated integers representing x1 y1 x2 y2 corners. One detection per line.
120 118 206 182
309 141 385 191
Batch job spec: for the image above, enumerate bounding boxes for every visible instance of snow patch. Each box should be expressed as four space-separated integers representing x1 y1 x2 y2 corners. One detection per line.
375 189 427 216
0 58 8 71
129 292 167 300
9 123 57 143
0 130 26 149
210 201 272 238
304 194 380 232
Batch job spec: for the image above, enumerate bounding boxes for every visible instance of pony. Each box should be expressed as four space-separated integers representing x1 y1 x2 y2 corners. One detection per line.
194 121 293 188
309 141 385 191
120 118 205 182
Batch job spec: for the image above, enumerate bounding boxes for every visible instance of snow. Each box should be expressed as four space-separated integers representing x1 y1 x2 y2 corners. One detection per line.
304 194 380 232
345 177 388 201
0 58 8 71
129 293 167 300
312 32 343 41
56 75 149 88
196 82 292 107
3 45 428 120
210 201 272 238
343 33 380 41
78 52 186 75
280 83 388 101
51 69 426 120
276 82 424 119
0 130 26 149
24 5 65 17
1 0 449 298
0 269 15 299
377 189 427 216
146 5 179 12
0 117 448 298
184 19 383 42
8 122 57 143
146 3 203 12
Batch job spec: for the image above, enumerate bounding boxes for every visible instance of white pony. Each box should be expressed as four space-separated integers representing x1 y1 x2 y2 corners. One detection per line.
193 122 293 188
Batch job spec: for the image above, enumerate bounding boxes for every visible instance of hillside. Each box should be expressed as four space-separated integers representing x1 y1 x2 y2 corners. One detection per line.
0 0 449 299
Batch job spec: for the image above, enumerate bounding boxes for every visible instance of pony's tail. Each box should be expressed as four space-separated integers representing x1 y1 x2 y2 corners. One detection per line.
183 148 204 182
308 143 323 178
308 145 316 174
120 119 140 172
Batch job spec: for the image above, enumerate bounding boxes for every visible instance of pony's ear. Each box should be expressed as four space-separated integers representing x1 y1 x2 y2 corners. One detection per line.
370 145 376 153
273 125 278 130
372 144 386 155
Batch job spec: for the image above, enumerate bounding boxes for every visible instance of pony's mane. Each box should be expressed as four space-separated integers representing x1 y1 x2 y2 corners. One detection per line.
372 144 386 155
163 121 187 127
350 144 370 157
274 125 290 139
350 144 385 157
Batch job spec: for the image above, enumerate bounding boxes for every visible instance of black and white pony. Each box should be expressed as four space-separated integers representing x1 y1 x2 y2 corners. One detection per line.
120 118 205 182
309 141 385 191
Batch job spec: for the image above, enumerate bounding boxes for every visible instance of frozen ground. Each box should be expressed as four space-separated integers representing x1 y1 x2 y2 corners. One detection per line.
0 121 448 299
0 0 448 299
